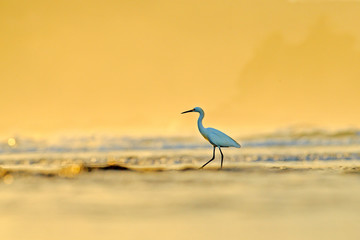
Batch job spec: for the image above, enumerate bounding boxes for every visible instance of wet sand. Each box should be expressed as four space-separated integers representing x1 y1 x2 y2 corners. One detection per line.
1 148 360 240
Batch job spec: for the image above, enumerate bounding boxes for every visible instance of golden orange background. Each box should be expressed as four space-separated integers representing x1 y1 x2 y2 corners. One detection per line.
1 0 360 135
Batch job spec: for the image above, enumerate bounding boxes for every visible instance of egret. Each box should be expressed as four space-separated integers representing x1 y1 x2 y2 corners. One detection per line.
181 107 241 169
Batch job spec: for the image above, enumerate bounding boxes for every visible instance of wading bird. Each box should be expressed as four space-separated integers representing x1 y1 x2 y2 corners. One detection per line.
181 107 241 169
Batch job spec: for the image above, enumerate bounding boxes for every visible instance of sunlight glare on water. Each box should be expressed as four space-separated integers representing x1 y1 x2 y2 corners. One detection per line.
7 138 16 147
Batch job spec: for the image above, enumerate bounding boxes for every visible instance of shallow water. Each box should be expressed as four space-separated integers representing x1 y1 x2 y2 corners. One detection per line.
1 130 360 240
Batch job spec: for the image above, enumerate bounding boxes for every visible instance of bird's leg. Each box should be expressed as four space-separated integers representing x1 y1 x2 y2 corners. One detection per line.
200 146 216 169
219 147 224 168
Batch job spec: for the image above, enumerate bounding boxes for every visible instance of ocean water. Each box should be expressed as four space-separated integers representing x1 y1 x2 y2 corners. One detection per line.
1 128 360 240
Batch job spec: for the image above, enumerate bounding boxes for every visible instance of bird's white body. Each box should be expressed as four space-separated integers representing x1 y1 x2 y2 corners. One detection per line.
195 107 240 148
181 107 241 168
201 127 240 148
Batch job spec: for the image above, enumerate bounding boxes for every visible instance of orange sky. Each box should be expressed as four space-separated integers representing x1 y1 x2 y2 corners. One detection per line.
1 0 360 136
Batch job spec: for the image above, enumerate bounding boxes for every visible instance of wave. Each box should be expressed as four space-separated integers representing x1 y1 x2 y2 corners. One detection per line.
1 127 360 154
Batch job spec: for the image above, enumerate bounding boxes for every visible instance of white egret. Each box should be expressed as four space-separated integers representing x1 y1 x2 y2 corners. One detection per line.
181 107 241 169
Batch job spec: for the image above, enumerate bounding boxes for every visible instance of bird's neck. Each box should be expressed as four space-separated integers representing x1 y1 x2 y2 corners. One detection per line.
197 110 206 134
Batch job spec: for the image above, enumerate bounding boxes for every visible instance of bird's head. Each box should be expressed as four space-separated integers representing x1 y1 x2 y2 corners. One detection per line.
181 107 203 114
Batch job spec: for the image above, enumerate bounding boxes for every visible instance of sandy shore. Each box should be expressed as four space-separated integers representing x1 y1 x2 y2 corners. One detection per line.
1 151 360 240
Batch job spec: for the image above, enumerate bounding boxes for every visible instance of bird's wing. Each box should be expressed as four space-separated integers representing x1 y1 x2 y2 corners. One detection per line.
207 128 241 148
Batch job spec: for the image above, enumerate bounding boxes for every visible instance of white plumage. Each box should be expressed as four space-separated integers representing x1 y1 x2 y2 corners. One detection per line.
181 107 241 168
206 128 240 148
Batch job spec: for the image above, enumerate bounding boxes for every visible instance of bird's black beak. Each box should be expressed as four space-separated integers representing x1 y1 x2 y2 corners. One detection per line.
181 109 194 114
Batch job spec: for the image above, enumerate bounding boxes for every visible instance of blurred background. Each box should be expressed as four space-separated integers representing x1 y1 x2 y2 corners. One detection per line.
2 2 360 240
1 0 360 136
